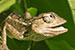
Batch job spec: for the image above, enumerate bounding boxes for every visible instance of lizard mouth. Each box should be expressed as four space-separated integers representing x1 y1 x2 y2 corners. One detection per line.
45 26 68 34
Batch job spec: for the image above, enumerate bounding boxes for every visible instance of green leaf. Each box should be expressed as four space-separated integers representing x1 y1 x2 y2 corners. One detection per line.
0 0 16 13
30 41 50 50
45 40 74 50
68 0 75 24
7 38 31 50
27 7 38 17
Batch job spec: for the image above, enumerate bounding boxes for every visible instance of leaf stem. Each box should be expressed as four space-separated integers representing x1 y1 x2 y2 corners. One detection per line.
27 41 33 50
23 0 27 12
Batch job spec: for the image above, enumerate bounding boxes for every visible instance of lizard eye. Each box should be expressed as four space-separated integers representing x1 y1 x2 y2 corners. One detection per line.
50 14 54 18
42 14 55 23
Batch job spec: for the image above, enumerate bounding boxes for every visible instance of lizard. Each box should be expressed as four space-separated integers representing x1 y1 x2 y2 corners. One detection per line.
0 12 68 50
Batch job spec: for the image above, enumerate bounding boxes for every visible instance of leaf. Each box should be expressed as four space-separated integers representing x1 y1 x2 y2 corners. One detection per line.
45 40 74 50
0 0 16 13
27 7 38 17
68 0 75 24
7 38 31 50
27 0 75 50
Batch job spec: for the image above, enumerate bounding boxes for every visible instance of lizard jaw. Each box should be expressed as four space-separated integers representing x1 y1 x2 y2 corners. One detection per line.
34 26 68 37
45 26 68 34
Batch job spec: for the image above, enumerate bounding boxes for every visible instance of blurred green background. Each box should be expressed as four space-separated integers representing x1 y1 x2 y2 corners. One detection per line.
0 0 75 50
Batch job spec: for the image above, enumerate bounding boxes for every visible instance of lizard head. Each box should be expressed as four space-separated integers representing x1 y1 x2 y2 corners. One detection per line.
32 12 68 37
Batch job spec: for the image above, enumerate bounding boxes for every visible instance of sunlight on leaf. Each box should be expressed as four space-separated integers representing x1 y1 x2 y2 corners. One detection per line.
0 0 16 13
68 0 75 24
